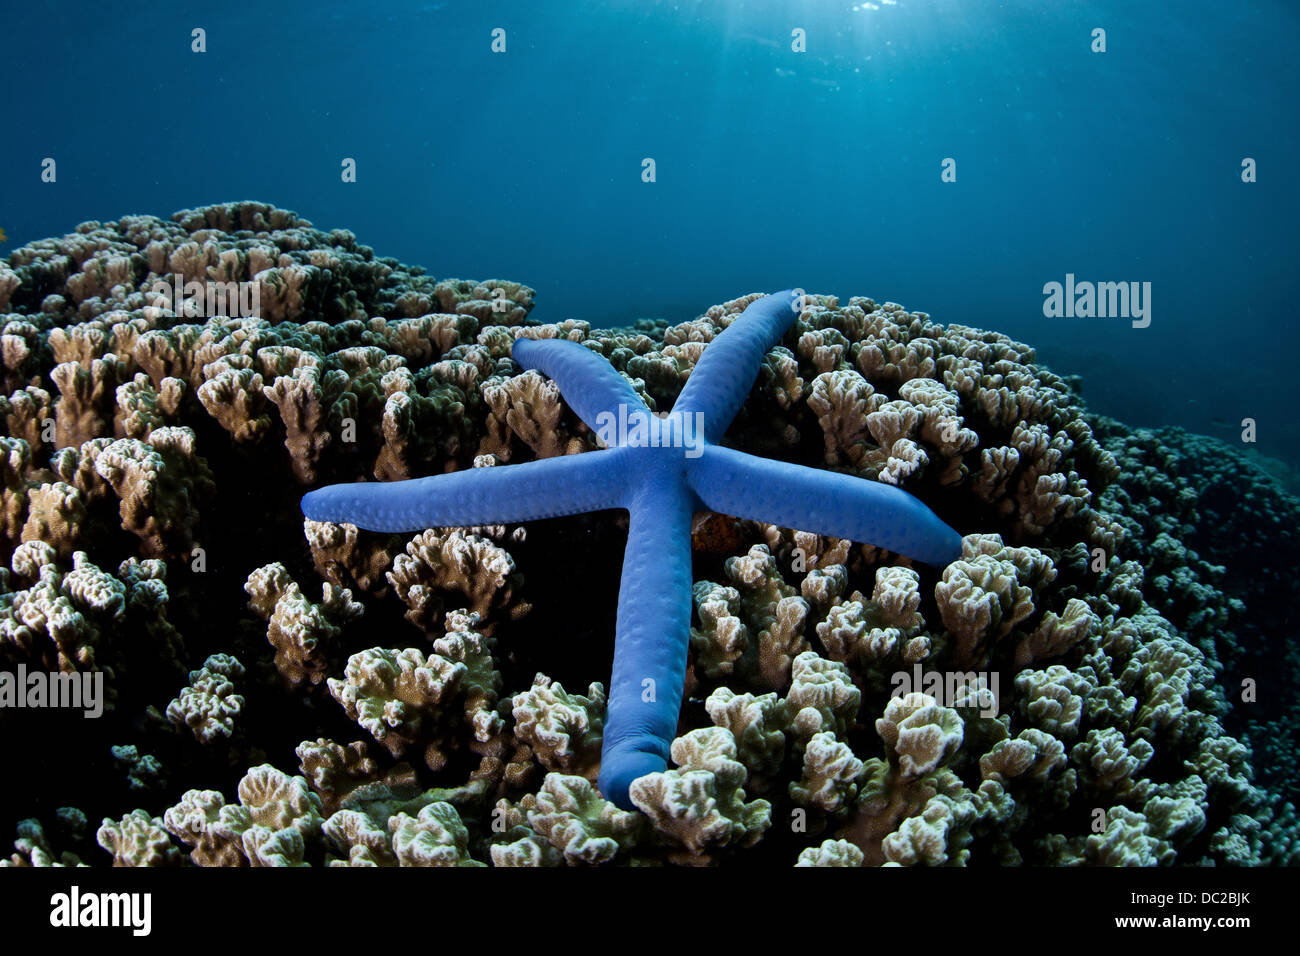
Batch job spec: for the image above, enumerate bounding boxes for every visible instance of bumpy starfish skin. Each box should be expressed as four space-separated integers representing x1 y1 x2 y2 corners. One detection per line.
302 290 962 809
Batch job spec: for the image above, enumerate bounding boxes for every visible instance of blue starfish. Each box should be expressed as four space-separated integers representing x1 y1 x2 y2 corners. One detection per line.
302 290 962 809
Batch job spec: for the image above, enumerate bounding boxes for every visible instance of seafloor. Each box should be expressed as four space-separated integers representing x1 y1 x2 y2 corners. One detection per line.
0 201 1295 867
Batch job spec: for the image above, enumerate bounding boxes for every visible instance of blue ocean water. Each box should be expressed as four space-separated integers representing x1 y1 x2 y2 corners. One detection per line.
2 0 1297 461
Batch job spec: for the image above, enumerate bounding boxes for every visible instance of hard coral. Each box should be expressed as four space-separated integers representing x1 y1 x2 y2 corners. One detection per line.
0 202 1292 867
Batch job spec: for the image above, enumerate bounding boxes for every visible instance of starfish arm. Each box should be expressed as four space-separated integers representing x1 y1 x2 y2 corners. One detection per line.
688 444 963 567
300 447 632 531
598 471 697 810
510 337 648 433
672 290 800 443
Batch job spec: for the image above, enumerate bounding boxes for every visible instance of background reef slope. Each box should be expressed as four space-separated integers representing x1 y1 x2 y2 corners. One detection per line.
0 202 1293 867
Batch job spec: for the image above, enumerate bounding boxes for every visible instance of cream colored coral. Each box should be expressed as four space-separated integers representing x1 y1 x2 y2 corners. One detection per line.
303 518 400 594
92 426 212 558
63 551 126 618
629 727 772 857
20 482 86 558
327 647 464 769
881 794 967 866
263 363 348 483
163 764 323 867
797 327 850 372
815 565 923 669
800 564 848 617
1 385 52 451
0 817 87 867
197 366 270 442
244 562 363 688
794 839 864 867
784 652 861 743
704 687 787 776
511 675 606 779
431 621 504 746
526 774 642 865
1071 727 1154 791
934 533 1054 667
389 802 485 867
978 729 1066 783
1015 665 1087 736
96 810 180 867
387 528 527 633
255 264 317 321
879 438 927 487
1 559 96 670
722 544 810 689
0 266 19 311
866 400 921 451
689 581 748 678
790 731 863 812
481 369 583 460
1013 597 1095 667
816 597 898 665
114 373 185 439
165 653 245 744
51 358 124 447
322 809 396 866
754 524 852 570
805 369 883 469
876 693 963 779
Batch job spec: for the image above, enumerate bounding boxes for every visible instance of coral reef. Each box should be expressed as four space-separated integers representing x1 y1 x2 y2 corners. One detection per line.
303 290 963 810
1 202 1294 866
1092 421 1300 807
